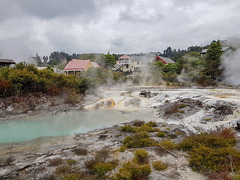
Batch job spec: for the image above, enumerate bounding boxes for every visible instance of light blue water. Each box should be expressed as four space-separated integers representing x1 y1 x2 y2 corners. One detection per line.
0 108 155 143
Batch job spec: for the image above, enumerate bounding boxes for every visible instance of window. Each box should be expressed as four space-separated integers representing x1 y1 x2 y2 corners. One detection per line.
126 64 129 68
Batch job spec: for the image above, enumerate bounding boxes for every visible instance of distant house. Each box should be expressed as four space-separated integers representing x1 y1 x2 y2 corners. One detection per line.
91 62 100 68
131 53 156 72
113 53 174 73
201 47 229 56
113 55 132 72
0 59 15 68
63 59 99 75
153 56 175 64
113 53 156 72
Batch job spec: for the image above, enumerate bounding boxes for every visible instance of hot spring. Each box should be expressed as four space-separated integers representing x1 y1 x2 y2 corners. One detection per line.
0 108 155 144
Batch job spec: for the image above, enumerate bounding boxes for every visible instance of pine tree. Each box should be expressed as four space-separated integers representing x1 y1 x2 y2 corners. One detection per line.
204 40 223 80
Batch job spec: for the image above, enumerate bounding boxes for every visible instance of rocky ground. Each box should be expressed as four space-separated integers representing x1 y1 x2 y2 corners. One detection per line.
1 87 240 179
0 92 83 121
0 121 206 180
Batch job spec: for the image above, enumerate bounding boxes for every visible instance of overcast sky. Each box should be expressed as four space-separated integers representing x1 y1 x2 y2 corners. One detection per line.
0 0 240 61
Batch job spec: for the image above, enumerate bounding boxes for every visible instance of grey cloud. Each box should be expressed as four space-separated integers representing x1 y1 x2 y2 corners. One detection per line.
0 0 23 22
1 0 98 21
111 37 125 49
0 34 43 61
119 11 163 24
0 0 240 60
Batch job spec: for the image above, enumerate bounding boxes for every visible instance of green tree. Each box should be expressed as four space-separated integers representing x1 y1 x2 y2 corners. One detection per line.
33 53 43 66
104 53 116 67
204 40 223 80
47 65 54 72
178 52 205 82
78 53 95 61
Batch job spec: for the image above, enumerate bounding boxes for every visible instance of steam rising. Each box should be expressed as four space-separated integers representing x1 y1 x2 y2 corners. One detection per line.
221 38 240 85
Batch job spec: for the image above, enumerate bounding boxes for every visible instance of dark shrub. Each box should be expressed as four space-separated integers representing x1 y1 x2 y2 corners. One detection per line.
48 157 63 166
133 149 149 164
114 161 151 180
123 131 157 148
153 161 167 171
72 148 88 156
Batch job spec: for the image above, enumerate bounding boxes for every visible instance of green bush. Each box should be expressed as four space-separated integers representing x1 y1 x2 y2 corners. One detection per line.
0 64 123 97
139 125 160 132
152 161 168 171
121 124 138 133
85 148 117 177
189 145 240 172
92 161 117 177
145 121 157 127
189 145 221 172
114 161 151 180
158 141 176 151
133 149 149 164
177 129 240 178
123 131 157 148
177 129 236 151
121 122 159 133
157 131 166 137
119 145 126 152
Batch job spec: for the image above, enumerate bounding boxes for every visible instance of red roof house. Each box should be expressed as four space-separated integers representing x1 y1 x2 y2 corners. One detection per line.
119 55 130 59
91 62 100 68
64 59 93 75
154 56 175 65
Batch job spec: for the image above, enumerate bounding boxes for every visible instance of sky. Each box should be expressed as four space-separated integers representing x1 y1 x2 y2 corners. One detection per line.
0 0 240 61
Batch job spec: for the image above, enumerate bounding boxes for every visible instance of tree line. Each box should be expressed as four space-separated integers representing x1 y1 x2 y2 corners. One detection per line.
147 40 223 86
0 40 227 98
34 52 121 69
0 63 124 98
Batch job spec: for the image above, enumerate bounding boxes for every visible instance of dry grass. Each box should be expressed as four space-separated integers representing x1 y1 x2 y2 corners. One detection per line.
72 147 88 156
48 157 63 166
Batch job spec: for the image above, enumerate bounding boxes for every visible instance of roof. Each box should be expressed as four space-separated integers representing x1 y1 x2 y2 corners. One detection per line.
64 59 91 71
201 47 229 54
91 62 100 68
155 56 175 64
131 53 156 62
201 49 208 54
119 55 130 59
0 59 15 64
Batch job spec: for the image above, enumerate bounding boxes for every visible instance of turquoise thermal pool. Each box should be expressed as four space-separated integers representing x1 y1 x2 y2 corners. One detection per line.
0 108 155 143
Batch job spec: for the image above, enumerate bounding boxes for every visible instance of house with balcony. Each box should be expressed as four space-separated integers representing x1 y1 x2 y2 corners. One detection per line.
112 55 133 72
113 53 170 73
